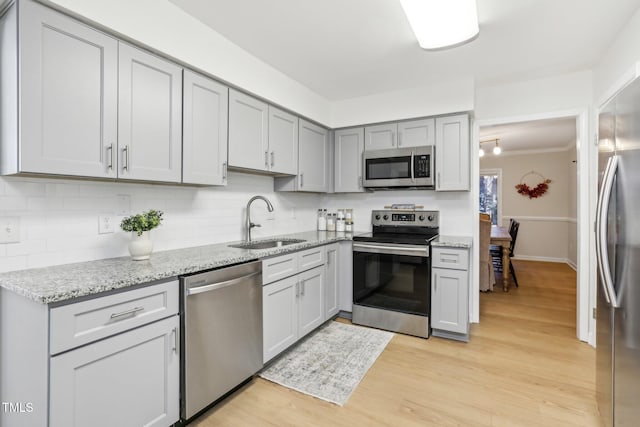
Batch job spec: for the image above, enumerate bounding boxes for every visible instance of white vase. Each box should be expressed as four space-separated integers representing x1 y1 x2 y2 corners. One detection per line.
128 231 153 261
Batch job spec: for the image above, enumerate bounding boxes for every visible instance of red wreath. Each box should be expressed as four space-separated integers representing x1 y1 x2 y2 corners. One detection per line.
515 172 551 199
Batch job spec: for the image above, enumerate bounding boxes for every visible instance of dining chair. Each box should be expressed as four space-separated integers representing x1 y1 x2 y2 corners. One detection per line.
479 213 495 291
491 219 520 287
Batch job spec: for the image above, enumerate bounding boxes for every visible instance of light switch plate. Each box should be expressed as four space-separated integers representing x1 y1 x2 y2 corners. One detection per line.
98 215 116 234
0 217 20 243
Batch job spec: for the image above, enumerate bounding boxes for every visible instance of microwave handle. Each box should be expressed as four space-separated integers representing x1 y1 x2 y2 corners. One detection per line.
410 151 415 182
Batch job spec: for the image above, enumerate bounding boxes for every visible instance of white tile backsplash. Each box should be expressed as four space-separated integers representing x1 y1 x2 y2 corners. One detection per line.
0 173 321 273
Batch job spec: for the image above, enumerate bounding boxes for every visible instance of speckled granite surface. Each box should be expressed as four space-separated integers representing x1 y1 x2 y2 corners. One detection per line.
0 231 355 305
431 235 473 249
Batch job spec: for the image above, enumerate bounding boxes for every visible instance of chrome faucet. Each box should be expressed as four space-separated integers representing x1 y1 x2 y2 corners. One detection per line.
246 195 274 242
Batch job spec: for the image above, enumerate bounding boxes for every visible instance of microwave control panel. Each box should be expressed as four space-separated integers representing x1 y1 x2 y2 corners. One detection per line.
414 155 430 178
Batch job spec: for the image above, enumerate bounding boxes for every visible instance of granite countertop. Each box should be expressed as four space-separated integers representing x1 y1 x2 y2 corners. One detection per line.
0 231 356 305
432 235 473 249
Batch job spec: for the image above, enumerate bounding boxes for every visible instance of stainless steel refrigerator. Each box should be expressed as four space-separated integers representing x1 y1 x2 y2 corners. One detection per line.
596 75 640 427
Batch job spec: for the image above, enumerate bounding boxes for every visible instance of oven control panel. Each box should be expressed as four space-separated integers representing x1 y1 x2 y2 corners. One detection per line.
371 210 439 227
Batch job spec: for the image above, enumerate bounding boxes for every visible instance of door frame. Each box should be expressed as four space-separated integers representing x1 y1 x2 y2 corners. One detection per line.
475 108 591 343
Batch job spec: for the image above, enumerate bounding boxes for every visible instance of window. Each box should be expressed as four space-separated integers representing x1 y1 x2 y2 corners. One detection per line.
479 169 502 225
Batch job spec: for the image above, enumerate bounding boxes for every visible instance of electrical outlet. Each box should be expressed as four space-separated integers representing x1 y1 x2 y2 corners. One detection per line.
116 194 131 216
291 207 297 219
98 215 116 234
0 217 20 243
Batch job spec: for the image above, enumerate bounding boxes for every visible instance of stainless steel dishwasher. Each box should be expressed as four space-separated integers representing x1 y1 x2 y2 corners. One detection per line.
180 260 263 421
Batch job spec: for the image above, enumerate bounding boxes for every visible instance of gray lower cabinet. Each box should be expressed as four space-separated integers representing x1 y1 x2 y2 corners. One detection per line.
431 247 470 341
50 315 179 427
182 70 228 185
435 114 470 191
118 43 183 182
324 243 340 318
334 128 364 193
262 246 332 363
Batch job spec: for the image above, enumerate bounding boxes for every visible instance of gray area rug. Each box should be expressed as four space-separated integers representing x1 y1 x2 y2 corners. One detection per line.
259 321 394 406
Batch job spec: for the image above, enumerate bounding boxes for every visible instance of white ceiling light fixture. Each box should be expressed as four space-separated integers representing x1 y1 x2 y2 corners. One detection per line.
493 139 502 155
400 0 479 50
480 138 501 156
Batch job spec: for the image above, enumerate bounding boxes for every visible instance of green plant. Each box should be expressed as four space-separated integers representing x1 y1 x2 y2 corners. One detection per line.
120 209 164 236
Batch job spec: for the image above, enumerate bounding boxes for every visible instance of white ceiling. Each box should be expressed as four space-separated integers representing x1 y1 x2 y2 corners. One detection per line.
169 0 640 101
479 117 576 153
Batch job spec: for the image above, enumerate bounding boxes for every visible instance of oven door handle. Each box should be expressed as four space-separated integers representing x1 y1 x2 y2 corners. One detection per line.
410 151 415 183
353 242 429 257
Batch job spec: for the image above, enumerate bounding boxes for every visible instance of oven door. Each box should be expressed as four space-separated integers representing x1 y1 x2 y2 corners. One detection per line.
352 242 430 316
363 147 434 188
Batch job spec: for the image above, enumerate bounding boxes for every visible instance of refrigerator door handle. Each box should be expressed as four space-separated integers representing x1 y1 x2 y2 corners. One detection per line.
596 154 619 308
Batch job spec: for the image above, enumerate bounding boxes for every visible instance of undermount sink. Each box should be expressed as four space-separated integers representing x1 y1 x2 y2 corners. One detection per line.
228 238 306 250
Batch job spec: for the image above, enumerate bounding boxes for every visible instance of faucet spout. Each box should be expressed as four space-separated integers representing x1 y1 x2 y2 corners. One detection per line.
246 196 274 242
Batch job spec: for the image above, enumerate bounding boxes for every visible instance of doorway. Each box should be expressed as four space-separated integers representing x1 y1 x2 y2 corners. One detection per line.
475 112 587 341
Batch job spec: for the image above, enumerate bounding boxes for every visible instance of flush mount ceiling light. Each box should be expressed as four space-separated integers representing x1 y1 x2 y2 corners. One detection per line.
400 0 479 50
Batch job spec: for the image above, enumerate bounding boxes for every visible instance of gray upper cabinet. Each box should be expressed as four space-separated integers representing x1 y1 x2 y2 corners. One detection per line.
268 106 298 175
334 127 364 193
182 70 229 185
398 118 435 148
365 123 397 150
228 89 269 172
118 43 183 183
298 119 330 192
16 0 118 178
435 114 470 191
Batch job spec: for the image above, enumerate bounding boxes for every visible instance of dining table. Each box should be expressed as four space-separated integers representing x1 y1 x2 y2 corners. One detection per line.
491 225 513 292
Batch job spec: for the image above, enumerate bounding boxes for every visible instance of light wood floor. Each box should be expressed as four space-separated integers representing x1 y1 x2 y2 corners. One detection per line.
191 260 600 427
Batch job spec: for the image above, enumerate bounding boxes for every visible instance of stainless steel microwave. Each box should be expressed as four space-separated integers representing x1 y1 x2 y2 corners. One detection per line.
363 146 434 189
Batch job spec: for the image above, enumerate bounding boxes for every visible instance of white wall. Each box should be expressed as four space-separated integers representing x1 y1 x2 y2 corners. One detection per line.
330 78 474 128
593 7 640 104
45 0 332 126
0 174 321 273
480 149 576 265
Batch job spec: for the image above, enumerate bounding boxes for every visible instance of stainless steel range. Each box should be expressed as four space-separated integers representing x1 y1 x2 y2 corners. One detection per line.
352 209 439 338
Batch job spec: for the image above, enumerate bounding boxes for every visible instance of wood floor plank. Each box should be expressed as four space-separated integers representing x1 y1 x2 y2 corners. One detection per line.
190 260 600 426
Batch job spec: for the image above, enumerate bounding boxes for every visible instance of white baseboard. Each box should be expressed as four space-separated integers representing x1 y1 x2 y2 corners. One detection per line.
512 255 577 270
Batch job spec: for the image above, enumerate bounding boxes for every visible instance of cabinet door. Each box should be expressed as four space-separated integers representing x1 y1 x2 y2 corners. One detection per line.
182 70 228 185
268 106 298 175
398 118 435 148
364 123 397 150
298 266 325 337
435 114 470 191
334 128 365 193
50 315 179 427
298 119 329 192
228 89 269 171
118 43 183 182
431 268 469 334
263 276 299 363
19 0 118 178
324 243 339 320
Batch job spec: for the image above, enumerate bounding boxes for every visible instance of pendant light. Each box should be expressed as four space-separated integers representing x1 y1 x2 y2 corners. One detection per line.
400 0 479 50
479 138 501 156
493 140 502 155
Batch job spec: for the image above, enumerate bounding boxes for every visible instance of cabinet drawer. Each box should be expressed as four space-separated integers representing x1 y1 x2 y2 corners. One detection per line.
298 246 326 272
263 253 298 285
50 280 179 355
432 247 469 270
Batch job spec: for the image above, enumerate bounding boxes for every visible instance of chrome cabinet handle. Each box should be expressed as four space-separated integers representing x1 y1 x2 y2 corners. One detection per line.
398 132 402 146
271 151 275 167
265 151 269 168
359 176 363 188
110 306 144 319
391 132 395 146
295 282 300 297
222 161 227 181
437 172 441 189
300 173 304 187
171 327 177 353
301 281 305 296
107 143 114 170
122 146 129 171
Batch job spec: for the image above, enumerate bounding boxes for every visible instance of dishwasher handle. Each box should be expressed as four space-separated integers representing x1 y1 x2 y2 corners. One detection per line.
186 271 261 296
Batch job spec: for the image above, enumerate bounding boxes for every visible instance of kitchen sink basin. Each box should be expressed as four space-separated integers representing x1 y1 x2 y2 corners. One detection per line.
228 238 306 250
